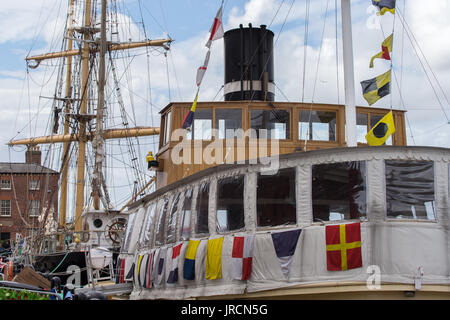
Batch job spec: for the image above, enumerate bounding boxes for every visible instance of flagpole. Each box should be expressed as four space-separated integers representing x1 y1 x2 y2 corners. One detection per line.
341 0 357 147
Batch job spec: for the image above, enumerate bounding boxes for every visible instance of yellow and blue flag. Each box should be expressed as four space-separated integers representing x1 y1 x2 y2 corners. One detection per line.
183 240 200 280
360 69 391 106
365 111 396 146
372 0 396 15
181 91 199 129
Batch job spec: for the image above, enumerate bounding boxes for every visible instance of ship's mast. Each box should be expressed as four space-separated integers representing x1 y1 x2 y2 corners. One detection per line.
92 0 109 210
74 0 93 232
59 0 75 232
341 0 357 147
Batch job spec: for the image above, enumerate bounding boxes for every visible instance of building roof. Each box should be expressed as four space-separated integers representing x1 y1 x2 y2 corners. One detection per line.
0 163 59 175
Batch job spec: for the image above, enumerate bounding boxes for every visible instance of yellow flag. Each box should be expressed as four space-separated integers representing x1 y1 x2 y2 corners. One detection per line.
365 111 396 146
206 237 224 280
185 239 200 260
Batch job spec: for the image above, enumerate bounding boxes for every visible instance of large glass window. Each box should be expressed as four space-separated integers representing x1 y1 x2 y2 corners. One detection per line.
257 168 296 227
312 161 367 221
180 188 193 240
188 109 212 140
139 203 157 247
195 182 209 234
385 160 435 220
163 110 172 145
251 109 290 139
166 192 181 244
155 197 169 246
215 108 242 139
299 110 336 141
216 176 245 232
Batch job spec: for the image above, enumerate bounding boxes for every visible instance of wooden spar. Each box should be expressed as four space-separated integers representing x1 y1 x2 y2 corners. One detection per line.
25 39 172 64
8 127 160 146
59 0 75 234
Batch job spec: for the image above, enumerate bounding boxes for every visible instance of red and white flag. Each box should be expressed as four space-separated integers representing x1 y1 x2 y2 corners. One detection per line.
167 243 183 283
205 5 224 48
196 50 211 87
231 235 254 280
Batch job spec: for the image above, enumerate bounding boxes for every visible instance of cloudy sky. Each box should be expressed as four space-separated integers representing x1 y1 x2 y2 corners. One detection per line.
0 0 449 213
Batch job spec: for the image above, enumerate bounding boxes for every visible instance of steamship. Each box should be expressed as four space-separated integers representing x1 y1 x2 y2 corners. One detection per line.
114 6 450 300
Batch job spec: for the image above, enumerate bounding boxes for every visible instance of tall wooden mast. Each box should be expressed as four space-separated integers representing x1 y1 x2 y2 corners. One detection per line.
59 0 75 232
92 0 108 210
74 0 93 232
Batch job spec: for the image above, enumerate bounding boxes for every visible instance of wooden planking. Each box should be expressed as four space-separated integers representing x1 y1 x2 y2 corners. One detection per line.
13 266 51 290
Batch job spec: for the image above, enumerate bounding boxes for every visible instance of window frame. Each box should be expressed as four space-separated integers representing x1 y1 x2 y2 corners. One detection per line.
166 191 181 244
154 196 170 247
249 107 292 141
29 180 40 191
179 187 194 241
384 160 437 222
194 181 210 236
1 180 11 190
298 109 338 142
256 167 297 229
216 174 246 233
1 200 11 217
310 161 368 224
214 107 244 140
29 200 40 217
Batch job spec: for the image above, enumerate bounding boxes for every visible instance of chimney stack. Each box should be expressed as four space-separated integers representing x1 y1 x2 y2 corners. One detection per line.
26 146 41 165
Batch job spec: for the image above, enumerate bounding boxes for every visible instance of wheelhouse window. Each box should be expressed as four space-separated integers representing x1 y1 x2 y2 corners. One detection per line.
139 203 157 247
385 160 435 220
1 200 11 217
215 108 242 139
312 161 367 222
195 182 209 234
166 192 181 244
257 168 296 227
180 188 193 240
188 109 212 140
155 197 169 246
356 113 369 143
251 109 290 139
163 110 172 145
299 110 336 141
1 180 11 190
216 175 245 232
29 200 40 217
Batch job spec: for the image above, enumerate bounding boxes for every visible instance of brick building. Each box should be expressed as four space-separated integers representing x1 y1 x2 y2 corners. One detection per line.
0 147 60 242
